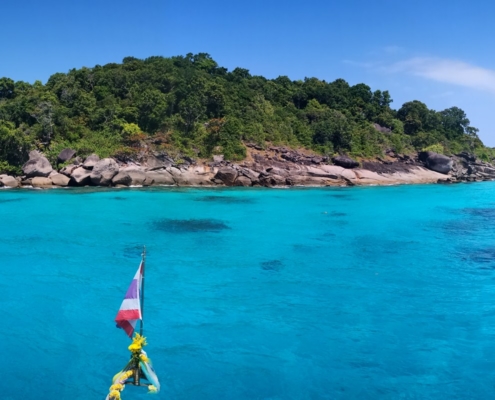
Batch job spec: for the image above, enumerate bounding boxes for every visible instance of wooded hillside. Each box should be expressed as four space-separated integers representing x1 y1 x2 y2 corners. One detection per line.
0 53 490 174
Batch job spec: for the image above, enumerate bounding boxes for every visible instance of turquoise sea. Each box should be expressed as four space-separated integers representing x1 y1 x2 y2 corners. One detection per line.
2 183 495 399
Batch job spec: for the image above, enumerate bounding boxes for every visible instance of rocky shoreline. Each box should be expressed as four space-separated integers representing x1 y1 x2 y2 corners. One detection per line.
1 146 495 189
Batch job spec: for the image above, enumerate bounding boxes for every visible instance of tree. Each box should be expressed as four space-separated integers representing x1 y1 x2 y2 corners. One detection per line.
191 53 218 74
312 109 351 152
440 106 471 140
230 68 251 81
31 100 55 146
397 100 440 135
135 89 171 133
178 95 206 134
0 78 15 99
0 120 29 166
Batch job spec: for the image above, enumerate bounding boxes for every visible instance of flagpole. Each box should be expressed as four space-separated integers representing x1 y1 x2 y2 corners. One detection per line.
140 245 146 336
133 246 146 386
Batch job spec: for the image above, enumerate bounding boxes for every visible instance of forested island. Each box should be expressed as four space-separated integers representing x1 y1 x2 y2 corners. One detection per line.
0 53 494 188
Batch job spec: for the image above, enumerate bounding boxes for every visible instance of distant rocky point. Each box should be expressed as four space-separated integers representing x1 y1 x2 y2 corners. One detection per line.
0 146 494 189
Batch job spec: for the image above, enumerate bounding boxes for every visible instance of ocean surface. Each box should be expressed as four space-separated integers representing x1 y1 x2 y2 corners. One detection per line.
2 183 495 399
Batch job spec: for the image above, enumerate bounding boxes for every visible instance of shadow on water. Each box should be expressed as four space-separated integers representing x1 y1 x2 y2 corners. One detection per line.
260 260 284 272
328 211 347 217
438 207 495 236
12 234 44 242
121 244 147 259
441 219 480 236
112 196 127 201
195 195 255 204
293 243 322 253
60 187 116 195
151 218 230 233
314 231 337 242
459 247 495 269
327 194 354 200
462 208 495 219
353 235 419 256
0 198 25 204
324 217 349 225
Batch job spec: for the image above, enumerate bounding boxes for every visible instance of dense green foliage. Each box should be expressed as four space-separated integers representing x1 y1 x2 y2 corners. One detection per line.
0 54 491 173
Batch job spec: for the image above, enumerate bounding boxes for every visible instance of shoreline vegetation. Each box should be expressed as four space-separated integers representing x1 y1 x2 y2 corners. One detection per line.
1 53 495 188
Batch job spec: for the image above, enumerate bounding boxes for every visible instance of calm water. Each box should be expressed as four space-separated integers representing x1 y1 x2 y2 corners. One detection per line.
2 183 495 399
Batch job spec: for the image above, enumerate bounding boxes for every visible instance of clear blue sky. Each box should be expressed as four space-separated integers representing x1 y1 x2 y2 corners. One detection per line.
2 0 494 145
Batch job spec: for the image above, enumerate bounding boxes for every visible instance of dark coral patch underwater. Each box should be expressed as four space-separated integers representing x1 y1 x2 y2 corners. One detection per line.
0 198 24 204
195 195 255 204
151 218 230 233
327 193 354 200
458 247 495 269
260 260 284 271
329 211 347 217
462 208 495 219
121 244 147 259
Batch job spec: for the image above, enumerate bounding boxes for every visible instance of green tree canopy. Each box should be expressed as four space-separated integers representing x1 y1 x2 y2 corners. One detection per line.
0 53 489 168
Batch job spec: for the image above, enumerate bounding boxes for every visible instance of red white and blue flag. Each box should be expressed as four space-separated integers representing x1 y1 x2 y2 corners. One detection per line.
115 261 143 337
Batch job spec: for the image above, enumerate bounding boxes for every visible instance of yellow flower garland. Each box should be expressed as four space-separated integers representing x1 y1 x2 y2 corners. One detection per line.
106 334 156 399
148 384 158 393
128 333 147 353
109 389 121 400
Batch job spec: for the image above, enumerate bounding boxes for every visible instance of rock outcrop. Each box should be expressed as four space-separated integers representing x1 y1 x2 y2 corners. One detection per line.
32 177 53 188
214 167 238 186
122 167 146 186
169 166 214 186
145 154 174 170
332 155 359 169
83 154 100 170
112 171 132 186
418 151 453 174
0 175 20 188
448 153 495 182
70 167 92 185
5 146 495 190
145 170 175 185
90 158 119 186
60 164 80 177
57 148 76 164
50 173 70 186
22 153 53 178
234 176 252 186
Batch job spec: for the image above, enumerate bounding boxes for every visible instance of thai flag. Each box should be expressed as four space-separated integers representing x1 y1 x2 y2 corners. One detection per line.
115 261 143 337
